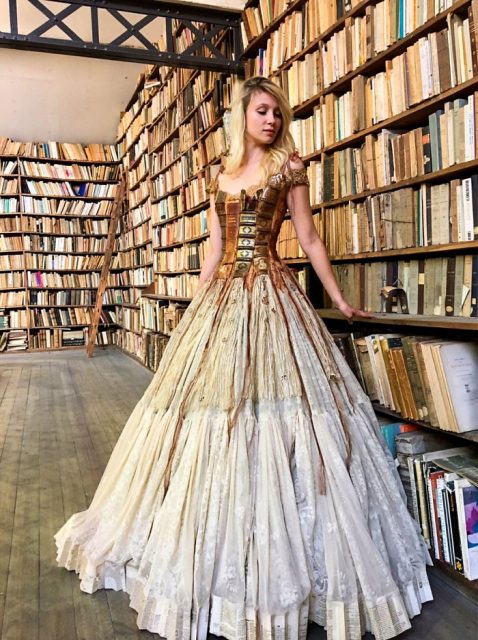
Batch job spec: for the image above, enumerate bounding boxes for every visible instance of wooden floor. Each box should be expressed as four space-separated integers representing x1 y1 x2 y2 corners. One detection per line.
0 348 476 640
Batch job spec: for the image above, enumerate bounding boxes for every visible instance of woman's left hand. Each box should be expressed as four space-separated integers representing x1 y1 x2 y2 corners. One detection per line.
335 299 374 323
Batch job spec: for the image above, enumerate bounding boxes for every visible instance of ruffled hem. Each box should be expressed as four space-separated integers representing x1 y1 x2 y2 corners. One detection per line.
54 533 432 640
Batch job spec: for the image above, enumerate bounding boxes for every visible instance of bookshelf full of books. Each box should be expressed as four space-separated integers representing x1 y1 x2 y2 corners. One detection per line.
0 137 122 352
114 72 156 361
114 27 236 370
241 0 478 583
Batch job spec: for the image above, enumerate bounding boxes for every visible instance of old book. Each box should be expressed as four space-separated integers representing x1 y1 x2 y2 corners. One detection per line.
462 254 473 317
402 336 428 420
445 255 456 317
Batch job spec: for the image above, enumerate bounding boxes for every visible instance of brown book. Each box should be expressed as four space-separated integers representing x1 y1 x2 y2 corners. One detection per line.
402 336 428 420
393 346 420 420
468 4 478 75
436 28 452 92
413 339 440 426
378 335 404 412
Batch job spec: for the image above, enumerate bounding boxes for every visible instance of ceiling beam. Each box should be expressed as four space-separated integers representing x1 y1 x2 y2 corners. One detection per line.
0 0 244 73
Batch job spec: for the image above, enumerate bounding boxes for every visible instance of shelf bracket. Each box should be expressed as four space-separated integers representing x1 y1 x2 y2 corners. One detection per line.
0 0 244 74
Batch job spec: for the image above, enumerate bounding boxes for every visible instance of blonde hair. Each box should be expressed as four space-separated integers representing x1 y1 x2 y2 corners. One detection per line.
224 76 295 184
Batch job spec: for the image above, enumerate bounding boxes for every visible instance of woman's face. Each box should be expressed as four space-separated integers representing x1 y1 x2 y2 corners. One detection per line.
245 91 282 147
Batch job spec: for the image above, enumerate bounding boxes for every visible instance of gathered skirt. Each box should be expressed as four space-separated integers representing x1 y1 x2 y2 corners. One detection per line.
55 266 433 640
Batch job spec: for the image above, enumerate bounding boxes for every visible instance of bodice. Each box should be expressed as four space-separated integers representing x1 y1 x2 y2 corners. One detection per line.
213 172 290 280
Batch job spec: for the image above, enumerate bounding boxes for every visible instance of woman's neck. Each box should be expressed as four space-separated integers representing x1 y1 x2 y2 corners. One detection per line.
241 142 267 172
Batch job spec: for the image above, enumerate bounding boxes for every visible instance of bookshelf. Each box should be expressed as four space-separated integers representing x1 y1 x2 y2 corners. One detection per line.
0 141 122 352
241 0 478 583
238 0 478 324
115 37 235 369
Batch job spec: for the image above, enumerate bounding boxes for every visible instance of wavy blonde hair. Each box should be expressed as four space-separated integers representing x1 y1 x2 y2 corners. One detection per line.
223 76 295 185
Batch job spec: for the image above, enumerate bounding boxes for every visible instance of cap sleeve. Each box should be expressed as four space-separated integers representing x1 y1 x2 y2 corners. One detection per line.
288 166 309 187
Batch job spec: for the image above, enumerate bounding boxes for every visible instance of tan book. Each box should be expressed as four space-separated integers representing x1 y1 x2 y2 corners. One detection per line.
461 254 473 316
420 340 450 430
354 337 378 400
430 342 459 432
378 335 404 412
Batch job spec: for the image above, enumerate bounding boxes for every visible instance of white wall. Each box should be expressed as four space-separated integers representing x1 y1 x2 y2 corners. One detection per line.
0 50 145 144
0 0 245 145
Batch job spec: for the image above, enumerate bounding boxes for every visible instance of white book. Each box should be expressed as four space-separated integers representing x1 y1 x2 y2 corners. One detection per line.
438 341 478 432
461 177 474 241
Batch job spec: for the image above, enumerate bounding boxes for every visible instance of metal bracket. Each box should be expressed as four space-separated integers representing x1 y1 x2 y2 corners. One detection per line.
0 0 244 73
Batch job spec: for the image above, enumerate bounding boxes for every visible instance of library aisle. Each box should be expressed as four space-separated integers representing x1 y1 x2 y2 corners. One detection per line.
0 349 476 640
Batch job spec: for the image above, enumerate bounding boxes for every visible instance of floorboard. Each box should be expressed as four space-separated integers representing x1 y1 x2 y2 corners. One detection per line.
0 347 476 640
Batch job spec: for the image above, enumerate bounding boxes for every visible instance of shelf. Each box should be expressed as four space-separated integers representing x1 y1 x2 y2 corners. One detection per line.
28 304 97 308
154 269 201 275
304 76 478 155
20 212 111 219
20 193 115 201
25 231 109 238
24 268 103 273
30 323 118 329
29 285 130 290
372 402 478 444
24 250 105 256
325 240 478 263
154 232 209 250
19 155 118 165
151 198 209 224
122 216 151 232
19 175 118 184
241 0 307 59
142 293 193 302
316 308 478 331
320 159 478 208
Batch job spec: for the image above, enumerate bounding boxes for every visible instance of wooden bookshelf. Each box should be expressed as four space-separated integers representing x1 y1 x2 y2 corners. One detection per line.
113 34 235 368
240 0 478 586
0 143 122 352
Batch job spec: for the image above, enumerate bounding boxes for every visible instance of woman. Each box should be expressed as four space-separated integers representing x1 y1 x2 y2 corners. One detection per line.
55 77 432 640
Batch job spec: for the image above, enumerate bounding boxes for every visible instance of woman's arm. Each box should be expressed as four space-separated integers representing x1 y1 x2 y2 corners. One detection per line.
287 156 372 321
197 194 223 291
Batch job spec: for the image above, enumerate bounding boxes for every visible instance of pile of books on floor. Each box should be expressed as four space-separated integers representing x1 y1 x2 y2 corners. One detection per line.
381 424 478 581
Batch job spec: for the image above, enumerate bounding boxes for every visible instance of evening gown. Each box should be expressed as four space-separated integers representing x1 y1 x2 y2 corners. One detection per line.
55 166 433 640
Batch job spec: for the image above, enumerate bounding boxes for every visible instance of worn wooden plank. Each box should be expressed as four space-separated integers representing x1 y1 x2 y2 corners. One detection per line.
1 349 476 640
1 367 40 640
38 358 78 640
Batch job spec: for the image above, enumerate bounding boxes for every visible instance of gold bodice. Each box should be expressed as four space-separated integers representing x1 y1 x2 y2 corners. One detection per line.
209 168 309 283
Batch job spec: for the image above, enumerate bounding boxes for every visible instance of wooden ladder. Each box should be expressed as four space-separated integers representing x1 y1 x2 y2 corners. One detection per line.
86 173 125 357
